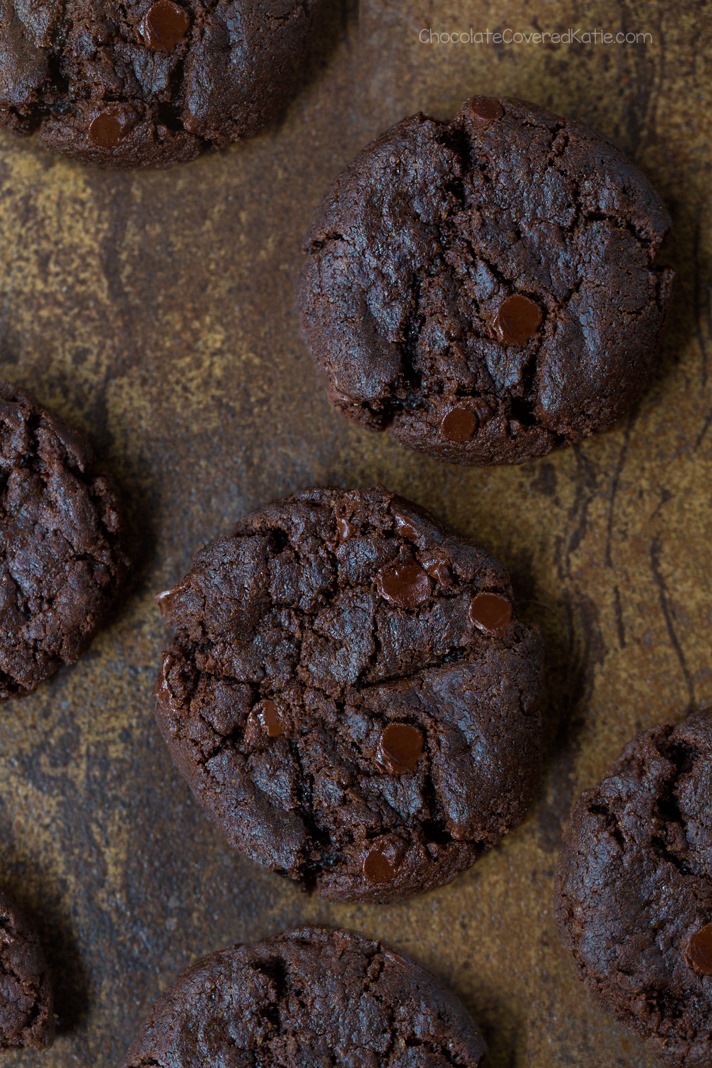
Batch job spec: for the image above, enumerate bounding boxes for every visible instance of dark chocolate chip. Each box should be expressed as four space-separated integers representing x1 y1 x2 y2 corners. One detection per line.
469 592 513 634
363 845 398 884
469 96 504 123
493 294 542 346
423 555 450 585
441 406 477 443
393 510 420 541
141 0 190 50
686 924 712 975
89 113 125 148
376 560 431 609
376 723 424 774
256 699 284 738
335 516 356 541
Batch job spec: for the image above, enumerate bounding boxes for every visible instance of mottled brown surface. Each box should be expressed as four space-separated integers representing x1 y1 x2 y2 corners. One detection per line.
0 2 709 1066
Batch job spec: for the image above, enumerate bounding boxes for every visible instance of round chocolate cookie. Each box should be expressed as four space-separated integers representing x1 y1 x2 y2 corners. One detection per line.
121 926 487 1067
0 890 54 1052
156 487 543 902
0 382 129 700
0 1 319 167
300 95 674 465
555 711 712 1067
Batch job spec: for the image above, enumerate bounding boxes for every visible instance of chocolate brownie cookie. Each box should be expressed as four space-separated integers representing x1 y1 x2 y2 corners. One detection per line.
0 890 54 1051
0 382 129 700
121 926 487 1067
300 95 674 465
0 1 319 167
555 711 712 1067
156 487 543 902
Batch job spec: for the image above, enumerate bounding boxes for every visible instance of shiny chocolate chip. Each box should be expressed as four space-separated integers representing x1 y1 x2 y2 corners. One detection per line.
363 844 401 884
392 509 420 541
470 96 504 123
469 592 513 634
376 723 424 774
256 699 284 738
141 0 190 50
376 560 431 609
493 294 542 346
686 924 712 975
89 113 125 148
335 516 356 541
441 406 477 443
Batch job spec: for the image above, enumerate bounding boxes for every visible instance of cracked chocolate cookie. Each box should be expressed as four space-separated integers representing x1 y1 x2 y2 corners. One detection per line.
0 890 54 1052
300 95 674 465
121 926 487 1067
0 382 129 700
0 1 319 167
555 711 712 1067
156 487 543 902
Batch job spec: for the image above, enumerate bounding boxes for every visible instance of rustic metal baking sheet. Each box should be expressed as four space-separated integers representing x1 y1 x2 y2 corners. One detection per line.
0 1 709 1065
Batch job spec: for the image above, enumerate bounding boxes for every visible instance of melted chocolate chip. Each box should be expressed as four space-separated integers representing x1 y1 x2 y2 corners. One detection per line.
376 560 431 609
141 0 190 50
423 555 450 585
493 294 542 346
89 113 124 148
469 592 513 634
363 845 399 884
392 510 420 541
469 96 504 123
441 406 477 443
686 924 712 975
376 723 424 774
256 699 284 738
335 516 356 541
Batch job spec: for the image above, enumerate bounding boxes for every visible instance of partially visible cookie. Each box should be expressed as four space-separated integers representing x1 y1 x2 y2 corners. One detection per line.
156 486 543 902
300 95 674 465
0 890 54 1052
555 711 712 1067
0 382 129 700
120 926 487 1067
0 1 320 168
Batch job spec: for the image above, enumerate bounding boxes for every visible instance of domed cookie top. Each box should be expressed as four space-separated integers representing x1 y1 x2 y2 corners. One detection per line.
0 0 319 167
156 486 544 902
556 711 712 1067
300 96 674 465
120 927 487 1067
0 890 54 1052
0 382 129 699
